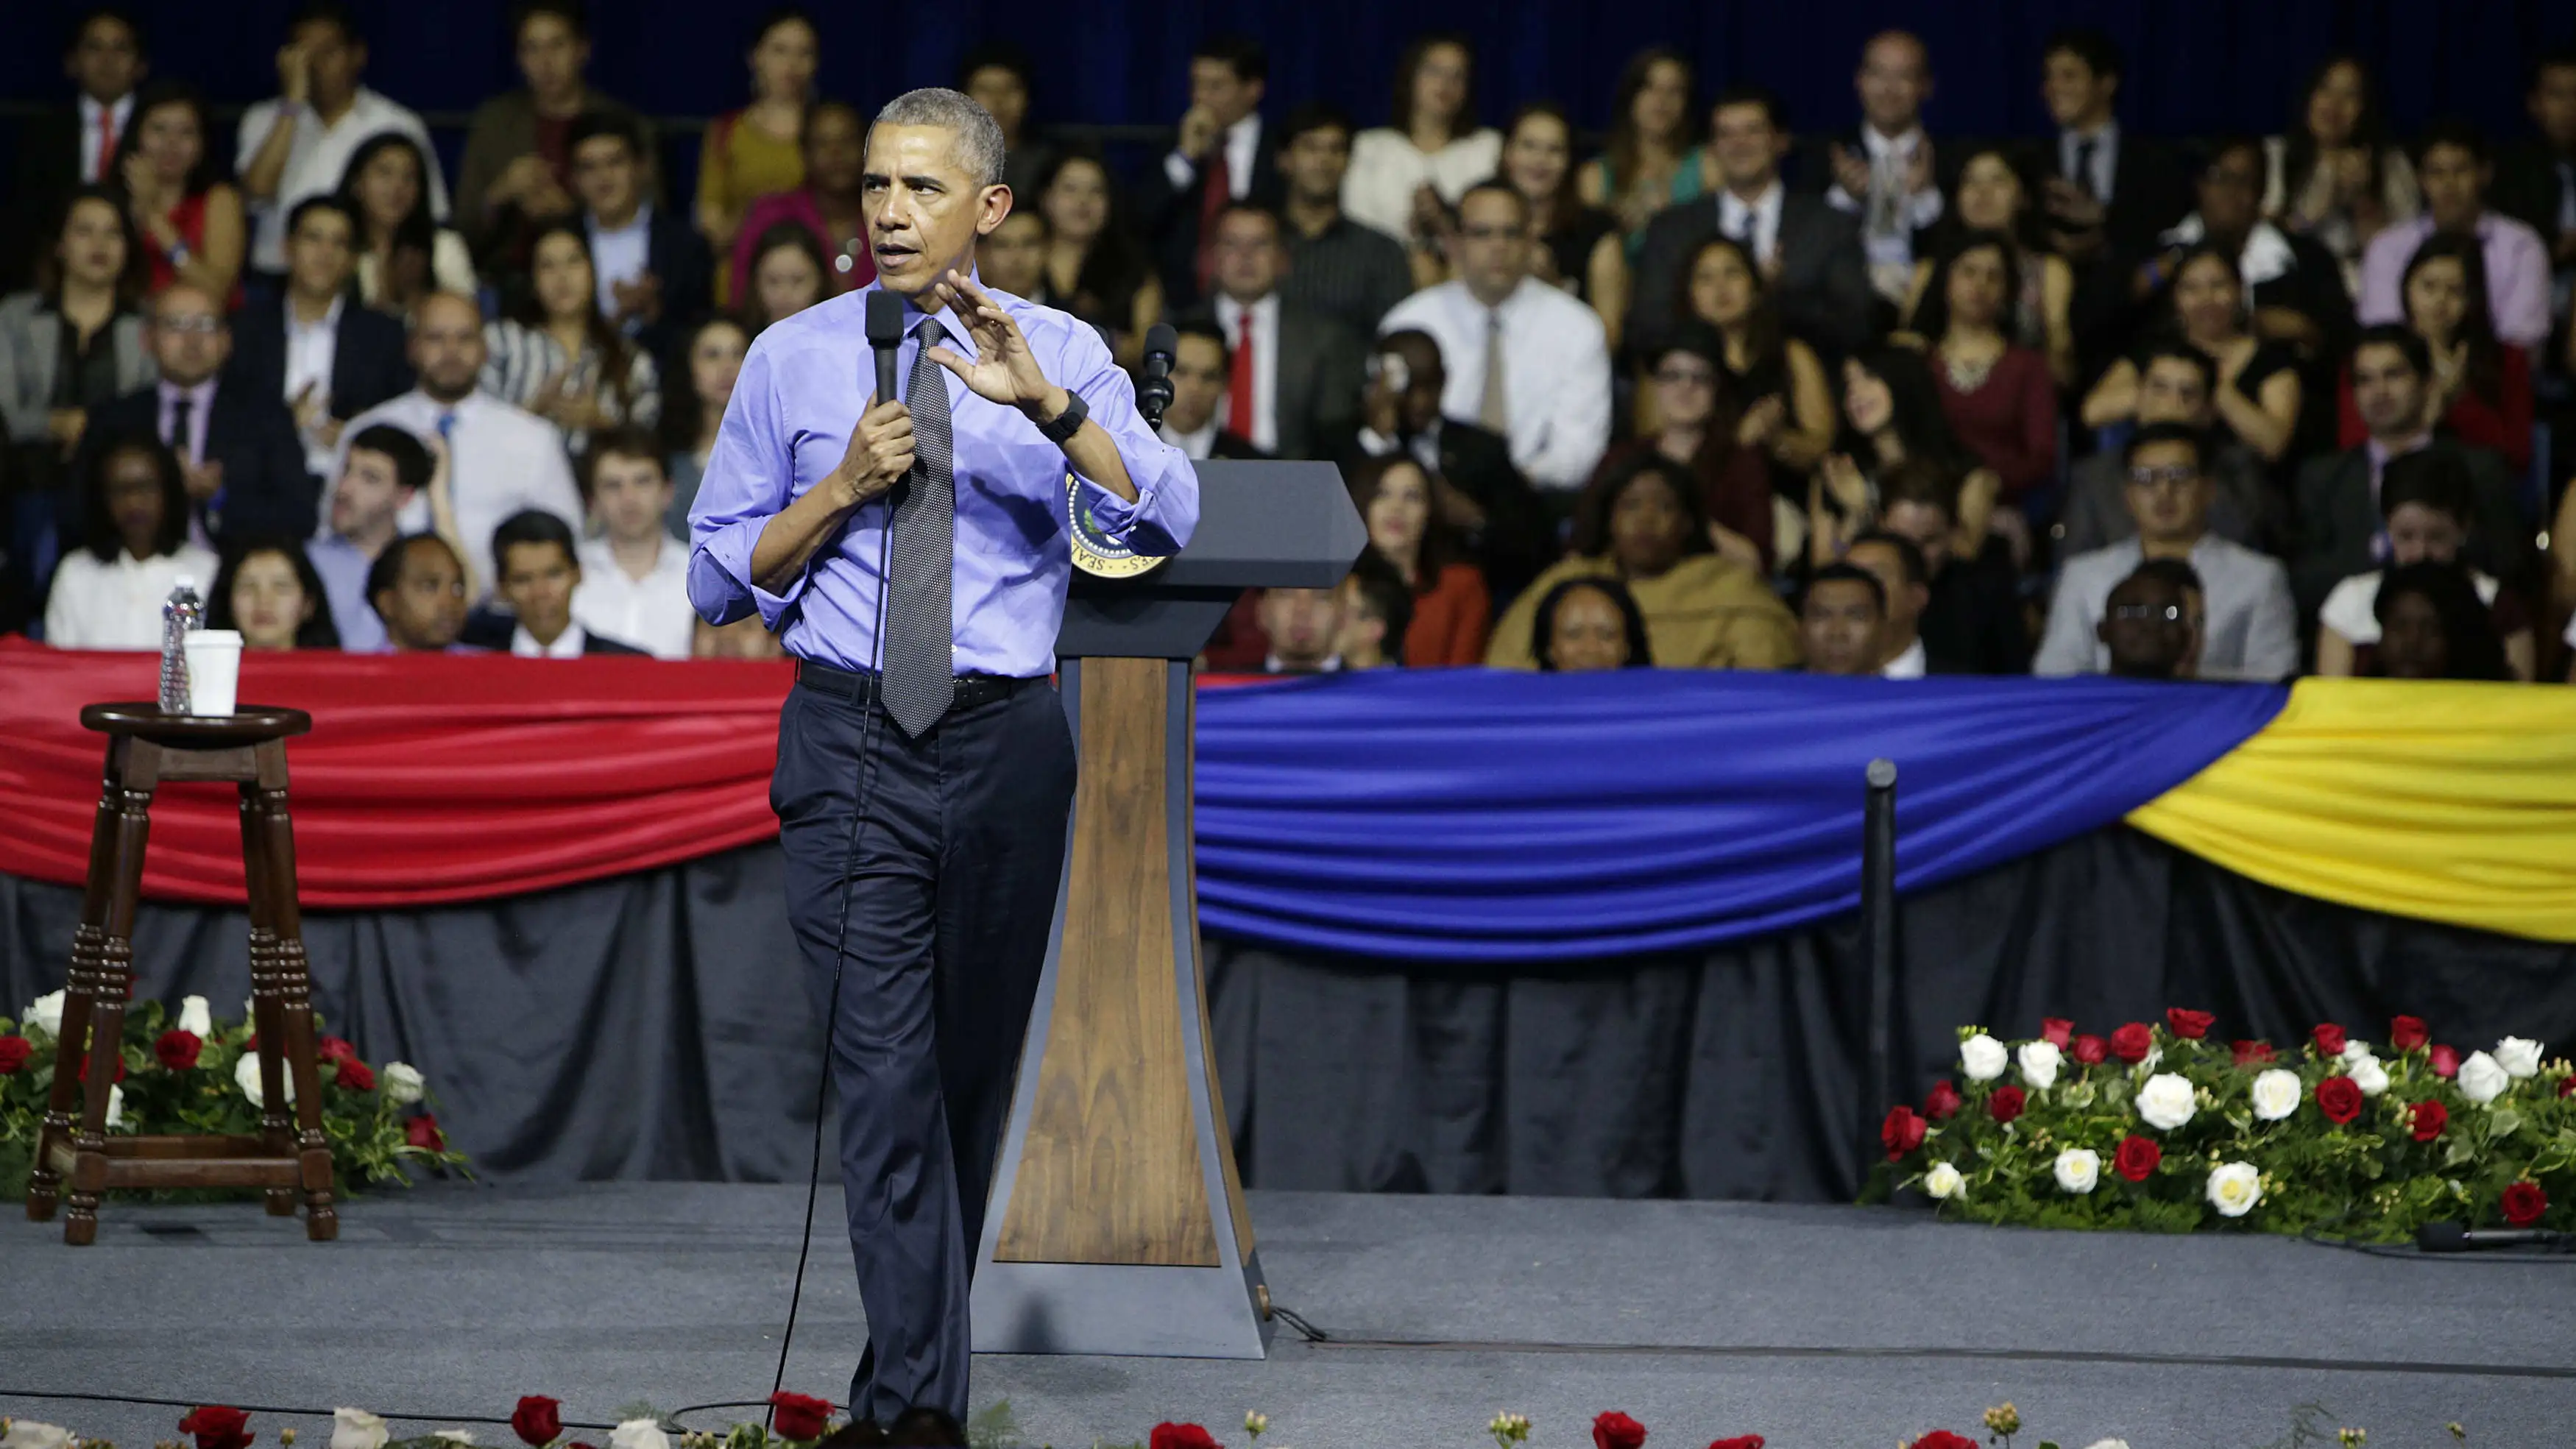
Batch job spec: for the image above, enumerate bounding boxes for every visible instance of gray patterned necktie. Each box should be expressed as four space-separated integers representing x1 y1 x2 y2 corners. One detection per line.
879 319 956 737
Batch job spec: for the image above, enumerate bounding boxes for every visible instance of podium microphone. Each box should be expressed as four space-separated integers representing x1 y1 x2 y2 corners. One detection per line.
866 288 905 405
1138 322 1178 429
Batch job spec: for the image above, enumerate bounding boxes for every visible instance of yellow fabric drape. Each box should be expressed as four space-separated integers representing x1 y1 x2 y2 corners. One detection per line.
2126 678 2576 942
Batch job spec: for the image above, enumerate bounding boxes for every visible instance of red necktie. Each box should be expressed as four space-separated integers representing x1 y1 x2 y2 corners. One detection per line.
96 105 118 180
1195 148 1232 294
1227 307 1256 441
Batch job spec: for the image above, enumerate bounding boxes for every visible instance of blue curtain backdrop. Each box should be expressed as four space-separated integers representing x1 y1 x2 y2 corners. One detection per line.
1192 670 2287 960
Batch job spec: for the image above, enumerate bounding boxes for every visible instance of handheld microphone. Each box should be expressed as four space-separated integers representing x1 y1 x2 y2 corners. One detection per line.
1138 322 1178 428
866 289 905 406
2416 1221 2576 1253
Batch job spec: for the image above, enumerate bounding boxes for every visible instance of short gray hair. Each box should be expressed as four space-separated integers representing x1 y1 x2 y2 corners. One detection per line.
872 88 1007 189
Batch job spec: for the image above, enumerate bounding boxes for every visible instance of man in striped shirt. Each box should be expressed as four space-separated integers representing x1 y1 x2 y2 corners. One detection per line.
1275 104 1414 339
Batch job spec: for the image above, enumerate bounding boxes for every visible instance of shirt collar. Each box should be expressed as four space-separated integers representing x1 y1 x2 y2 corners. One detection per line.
1160 417 1219 458
1861 124 1923 158
590 199 653 238
2366 433 2430 468
1719 182 1783 226
288 292 346 334
158 376 218 406
2066 119 2119 146
1880 636 1928 679
1224 113 1262 149
513 621 587 658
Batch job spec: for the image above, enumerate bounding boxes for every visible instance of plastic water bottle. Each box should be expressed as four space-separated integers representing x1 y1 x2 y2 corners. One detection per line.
159 577 203 713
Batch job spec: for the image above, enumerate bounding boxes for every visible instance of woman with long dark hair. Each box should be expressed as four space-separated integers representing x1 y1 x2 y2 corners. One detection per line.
116 80 244 302
659 315 749 533
338 132 475 315
1903 146 2075 386
2082 244 2301 463
1347 451 1490 665
43 434 216 649
1 188 153 478
740 222 831 335
481 222 659 449
208 537 340 651
1344 33 1504 254
695 7 818 271
1036 146 1161 370
1577 47 1705 246
1912 230 2058 502
726 99 874 308
2262 54 2418 294
1806 346 2000 567
1496 103 1627 346
1675 234 1833 498
2333 233 2530 472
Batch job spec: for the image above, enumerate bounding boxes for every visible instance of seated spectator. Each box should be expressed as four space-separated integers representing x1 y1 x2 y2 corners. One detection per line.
367 531 474 653
490 508 644 656
2292 325 2531 616
694 613 785 660
1807 346 2000 567
1670 235 1833 503
569 112 708 359
570 428 692 659
454 0 655 268
2315 450 2535 680
1 189 152 493
2096 561 2198 681
1341 34 1504 251
1335 552 1413 670
338 133 475 315
958 43 1053 196
337 291 584 601
1350 328 1549 602
309 422 439 653
1273 104 1414 338
1146 35 1277 313
208 536 338 650
1798 561 1888 676
1578 46 1706 251
1529 575 1652 672
2142 136 2351 355
2369 560 2515 681
119 81 246 304
1875 459 2028 674
1844 530 1932 677
1035 147 1163 370
1256 586 1343 673
1497 104 1627 350
2334 232 2532 473
741 223 831 336
72 281 314 546
236 0 450 281
1903 147 2076 387
693 7 816 283
2137 556 2209 679
1381 181 1611 491
2494 49 2576 303
2036 422 2297 680
227 196 414 476
1348 452 1490 665
1592 322 1773 572
4 5 146 291
2060 343 2269 556
1488 453 1797 670
1190 204 1365 461
483 222 662 448
2081 245 2302 464
2357 120 2553 351
727 101 874 309
1916 230 2058 503
43 434 216 648
1629 85 1874 363
1156 319 1267 460
2264 56 2419 296
976 209 1056 306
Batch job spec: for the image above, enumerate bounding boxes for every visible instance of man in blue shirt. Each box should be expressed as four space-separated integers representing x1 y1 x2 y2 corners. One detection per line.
687 88 1196 1425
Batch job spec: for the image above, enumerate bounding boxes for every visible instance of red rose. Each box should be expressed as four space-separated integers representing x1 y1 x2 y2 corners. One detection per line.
1592 1411 1647 1449
2114 1134 2161 1182
1707 1439 1766 1449
1881 1105 1927 1161
335 1057 377 1092
156 1029 204 1071
2390 1016 2430 1052
2429 1045 2460 1078
406 1114 446 1152
180 1406 254 1449
1923 1079 1963 1121
2313 1023 2347 1056
2039 1018 2074 1048
1911 1434 1976 1449
2502 1181 2549 1228
1147 1425 1221 1449
0 1035 35 1074
768 1392 832 1441
2109 1022 2154 1064
2315 1076 2363 1125
319 1036 358 1064
243 1035 258 1052
2165 1008 2215 1040
78 1053 127 1083
2232 1040 2276 1066
2410 1100 2447 1142
512 1397 562 1448
1987 1085 2026 1125
2559 1077 2576 1099
2072 1035 2109 1066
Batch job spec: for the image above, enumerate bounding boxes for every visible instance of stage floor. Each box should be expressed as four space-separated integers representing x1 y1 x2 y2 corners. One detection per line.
4 1184 2572 1447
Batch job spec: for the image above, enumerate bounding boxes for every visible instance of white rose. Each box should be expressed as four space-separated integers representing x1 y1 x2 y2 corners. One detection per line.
609 1420 670 1449
105 1083 125 1130
2134 1071 2196 1131
2017 1040 2062 1091
22 990 65 1039
178 994 214 1038
1959 1033 2009 1083
2346 1054 2389 1097
2206 1161 2263 1218
2 1422 75 1449
2341 1040 2374 1065
2053 1147 2100 1194
334 1409 391 1449
2458 1050 2510 1105
1922 1161 1965 1200
434 1433 475 1446
382 1061 427 1107
235 1051 296 1109
2494 1037 2545 1080
2250 1069 2302 1122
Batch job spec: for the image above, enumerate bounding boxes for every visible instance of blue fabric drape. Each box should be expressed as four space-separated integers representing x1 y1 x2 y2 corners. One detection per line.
1193 670 2287 961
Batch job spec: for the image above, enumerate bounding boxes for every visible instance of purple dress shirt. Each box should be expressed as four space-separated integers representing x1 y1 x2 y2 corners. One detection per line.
686 282 1198 678
2355 212 2555 350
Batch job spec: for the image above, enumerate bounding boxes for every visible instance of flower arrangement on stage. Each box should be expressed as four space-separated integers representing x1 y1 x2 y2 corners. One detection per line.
1874 1010 2573 1240
0 991 470 1202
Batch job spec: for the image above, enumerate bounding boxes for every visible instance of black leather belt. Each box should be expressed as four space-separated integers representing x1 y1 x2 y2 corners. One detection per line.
794 659 1039 712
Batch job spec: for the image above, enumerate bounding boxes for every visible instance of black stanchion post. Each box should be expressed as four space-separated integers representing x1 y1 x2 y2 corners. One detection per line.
1861 758 1899 1183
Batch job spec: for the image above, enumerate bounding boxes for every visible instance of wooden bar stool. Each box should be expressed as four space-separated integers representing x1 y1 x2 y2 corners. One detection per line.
26 703 336 1245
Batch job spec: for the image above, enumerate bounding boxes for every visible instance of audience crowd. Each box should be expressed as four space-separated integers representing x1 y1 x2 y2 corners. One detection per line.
7 3 2576 684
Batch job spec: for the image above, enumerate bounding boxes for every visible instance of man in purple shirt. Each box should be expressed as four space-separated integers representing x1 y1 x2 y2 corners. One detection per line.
2357 118 2555 350
687 88 1196 1427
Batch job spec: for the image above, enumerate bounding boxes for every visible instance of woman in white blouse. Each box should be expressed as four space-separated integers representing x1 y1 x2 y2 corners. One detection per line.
339 133 478 318
1342 35 1504 259
44 435 217 650
481 222 661 453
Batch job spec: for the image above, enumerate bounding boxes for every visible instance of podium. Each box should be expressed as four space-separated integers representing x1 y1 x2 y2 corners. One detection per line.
970 460 1365 1357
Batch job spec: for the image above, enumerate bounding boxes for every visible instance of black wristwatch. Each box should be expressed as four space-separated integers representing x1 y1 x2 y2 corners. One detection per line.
1034 389 1088 445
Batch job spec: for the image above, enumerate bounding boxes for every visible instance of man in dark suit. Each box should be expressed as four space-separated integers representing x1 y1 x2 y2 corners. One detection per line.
1354 328 1552 603
2033 28 2191 380
484 509 648 656
71 281 314 546
2491 47 2576 337
567 112 710 362
1156 321 1269 461
1629 86 1875 362
1798 30 1951 301
7 6 149 290
1149 35 1281 313
226 197 413 470
2293 327 2533 619
1195 204 1365 462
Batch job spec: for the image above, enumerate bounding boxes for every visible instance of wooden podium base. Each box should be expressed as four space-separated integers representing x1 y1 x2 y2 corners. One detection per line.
971 657 1269 1358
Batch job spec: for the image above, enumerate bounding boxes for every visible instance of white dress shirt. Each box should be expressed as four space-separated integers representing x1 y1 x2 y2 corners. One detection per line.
237 87 450 272
1716 182 1787 266
511 621 590 658
1161 417 1220 459
329 389 582 602
43 542 220 650
1826 126 1945 271
1378 277 1610 489
1880 637 1928 679
573 534 695 659
283 294 343 475
1164 113 1262 199
78 93 136 183
588 202 654 321
1212 291 1280 453
1341 127 1505 243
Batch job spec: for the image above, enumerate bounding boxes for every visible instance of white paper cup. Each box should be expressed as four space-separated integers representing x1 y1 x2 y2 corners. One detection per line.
183 630 244 717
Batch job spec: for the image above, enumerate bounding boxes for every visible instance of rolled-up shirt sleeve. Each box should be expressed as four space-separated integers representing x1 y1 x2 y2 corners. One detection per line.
687 336 802 626
1060 327 1199 558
